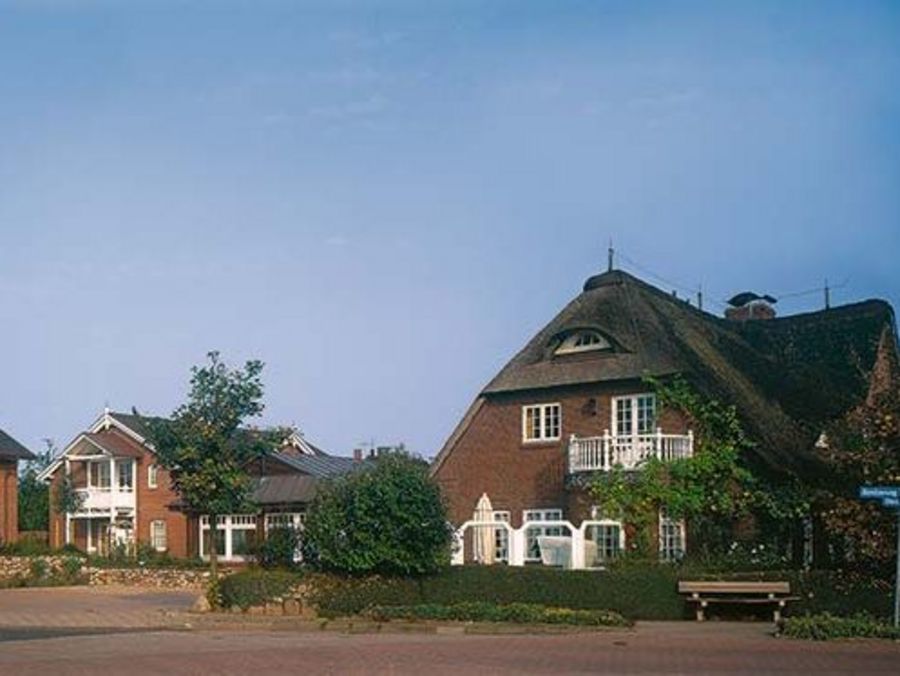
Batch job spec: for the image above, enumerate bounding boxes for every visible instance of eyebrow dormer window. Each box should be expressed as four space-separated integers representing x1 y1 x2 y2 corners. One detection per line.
555 330 611 355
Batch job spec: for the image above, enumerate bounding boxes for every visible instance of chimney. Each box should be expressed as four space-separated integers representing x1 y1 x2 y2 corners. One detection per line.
353 448 363 463
725 292 777 321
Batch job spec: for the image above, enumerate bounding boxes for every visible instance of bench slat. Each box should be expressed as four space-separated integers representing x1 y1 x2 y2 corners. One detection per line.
678 581 791 594
686 597 800 605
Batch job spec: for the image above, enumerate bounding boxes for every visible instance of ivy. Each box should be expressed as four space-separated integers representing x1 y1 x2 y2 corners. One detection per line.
591 376 811 557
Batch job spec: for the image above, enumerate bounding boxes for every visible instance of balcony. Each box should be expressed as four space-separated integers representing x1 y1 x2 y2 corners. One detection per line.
568 429 694 473
73 487 136 516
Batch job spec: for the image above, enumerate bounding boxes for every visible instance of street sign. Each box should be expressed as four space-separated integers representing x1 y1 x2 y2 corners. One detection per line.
858 485 900 628
859 486 900 500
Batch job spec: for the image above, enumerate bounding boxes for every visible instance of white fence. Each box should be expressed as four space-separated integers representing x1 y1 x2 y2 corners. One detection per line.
451 519 625 570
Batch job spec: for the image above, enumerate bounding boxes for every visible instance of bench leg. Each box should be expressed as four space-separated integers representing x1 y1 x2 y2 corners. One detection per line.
696 601 706 622
773 601 784 624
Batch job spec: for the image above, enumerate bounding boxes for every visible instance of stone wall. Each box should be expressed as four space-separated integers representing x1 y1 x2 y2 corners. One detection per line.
0 555 214 590
88 566 213 589
0 555 79 581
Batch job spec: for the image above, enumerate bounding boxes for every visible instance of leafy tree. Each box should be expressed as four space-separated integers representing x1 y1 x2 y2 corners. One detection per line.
815 387 900 574
302 453 452 576
139 351 283 579
18 440 53 532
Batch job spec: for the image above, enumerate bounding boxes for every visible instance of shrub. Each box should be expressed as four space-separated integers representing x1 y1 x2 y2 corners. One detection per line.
302 453 452 576
28 558 48 580
256 527 301 570
782 613 900 641
0 539 52 556
61 556 84 581
218 568 303 610
366 602 631 627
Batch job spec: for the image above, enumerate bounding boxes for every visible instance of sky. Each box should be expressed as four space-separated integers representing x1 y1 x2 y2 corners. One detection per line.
1 0 898 459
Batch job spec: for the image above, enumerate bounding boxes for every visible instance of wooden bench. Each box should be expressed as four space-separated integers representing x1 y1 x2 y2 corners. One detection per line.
678 581 798 623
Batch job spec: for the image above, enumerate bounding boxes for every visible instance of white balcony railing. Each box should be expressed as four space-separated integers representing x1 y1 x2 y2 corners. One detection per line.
73 487 135 515
568 429 693 473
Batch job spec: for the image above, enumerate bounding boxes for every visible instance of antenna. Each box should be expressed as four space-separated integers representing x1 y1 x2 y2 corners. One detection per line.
697 284 703 311
824 279 831 310
607 239 614 272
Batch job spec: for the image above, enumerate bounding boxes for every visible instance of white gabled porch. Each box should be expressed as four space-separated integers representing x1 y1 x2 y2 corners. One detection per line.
58 435 138 554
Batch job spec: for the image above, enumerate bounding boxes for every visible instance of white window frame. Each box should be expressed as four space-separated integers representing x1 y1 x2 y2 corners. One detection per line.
555 330 611 355
522 508 564 562
147 464 158 489
658 511 686 562
116 460 133 492
587 507 625 565
264 512 306 533
492 510 511 563
522 403 562 443
612 393 656 437
199 514 258 561
88 461 111 490
150 519 167 552
264 512 306 562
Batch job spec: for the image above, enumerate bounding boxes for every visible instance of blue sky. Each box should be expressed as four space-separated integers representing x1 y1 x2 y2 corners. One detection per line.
1 0 898 458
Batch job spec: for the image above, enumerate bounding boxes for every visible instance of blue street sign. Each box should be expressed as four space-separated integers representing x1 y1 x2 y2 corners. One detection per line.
883 497 900 509
860 486 900 500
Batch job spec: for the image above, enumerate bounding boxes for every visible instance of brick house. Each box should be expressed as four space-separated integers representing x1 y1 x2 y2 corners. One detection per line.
0 428 35 544
40 409 355 561
432 269 898 565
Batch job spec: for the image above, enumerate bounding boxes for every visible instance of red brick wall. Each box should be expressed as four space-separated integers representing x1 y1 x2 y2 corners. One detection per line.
434 381 689 528
0 460 18 543
134 451 192 558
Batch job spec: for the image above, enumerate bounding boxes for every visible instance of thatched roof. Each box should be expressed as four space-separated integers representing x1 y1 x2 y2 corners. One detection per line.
479 269 897 473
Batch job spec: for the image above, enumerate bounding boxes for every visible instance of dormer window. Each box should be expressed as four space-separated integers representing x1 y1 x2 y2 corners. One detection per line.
555 330 611 355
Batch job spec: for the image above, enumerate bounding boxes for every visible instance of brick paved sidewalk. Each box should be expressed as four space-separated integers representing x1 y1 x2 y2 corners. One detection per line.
0 586 196 629
0 624 898 675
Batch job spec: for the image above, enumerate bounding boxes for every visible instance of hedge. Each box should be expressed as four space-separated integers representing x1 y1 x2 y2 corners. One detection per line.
217 569 303 610
782 613 900 641
212 564 893 622
311 564 685 619
367 602 631 627
310 565 894 621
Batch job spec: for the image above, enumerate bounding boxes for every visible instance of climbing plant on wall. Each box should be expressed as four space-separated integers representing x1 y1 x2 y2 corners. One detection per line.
591 376 810 560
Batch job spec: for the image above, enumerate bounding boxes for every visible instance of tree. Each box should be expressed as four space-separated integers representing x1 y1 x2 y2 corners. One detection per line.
302 453 452 576
815 387 900 574
18 440 53 532
140 351 282 579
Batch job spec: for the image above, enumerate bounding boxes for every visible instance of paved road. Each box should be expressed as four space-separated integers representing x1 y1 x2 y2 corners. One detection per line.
0 622 898 675
1 587 898 674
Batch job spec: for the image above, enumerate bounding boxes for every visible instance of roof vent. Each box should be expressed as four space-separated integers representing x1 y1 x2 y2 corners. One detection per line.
725 292 777 321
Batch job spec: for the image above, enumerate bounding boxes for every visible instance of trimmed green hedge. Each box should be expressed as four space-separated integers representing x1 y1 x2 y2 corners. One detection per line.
310 565 893 621
212 564 893 622
367 602 631 627
311 564 685 619
217 569 303 610
782 613 900 641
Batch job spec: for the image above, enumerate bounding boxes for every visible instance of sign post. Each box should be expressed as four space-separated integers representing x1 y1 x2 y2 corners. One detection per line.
859 486 900 627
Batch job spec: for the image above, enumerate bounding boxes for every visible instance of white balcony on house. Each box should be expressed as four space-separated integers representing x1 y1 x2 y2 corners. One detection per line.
567 429 694 473
73 486 136 516
66 456 138 518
